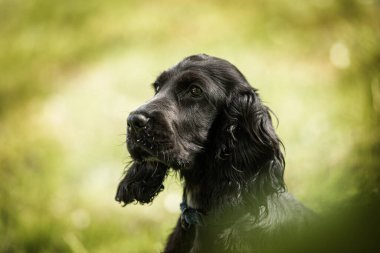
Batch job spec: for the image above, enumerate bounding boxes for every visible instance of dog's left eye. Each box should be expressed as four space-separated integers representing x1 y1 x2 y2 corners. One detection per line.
189 85 203 97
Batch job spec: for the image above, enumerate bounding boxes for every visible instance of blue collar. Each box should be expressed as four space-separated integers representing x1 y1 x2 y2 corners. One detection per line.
180 201 203 230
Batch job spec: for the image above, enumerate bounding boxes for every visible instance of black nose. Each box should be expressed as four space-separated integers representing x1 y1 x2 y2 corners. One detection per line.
127 113 149 130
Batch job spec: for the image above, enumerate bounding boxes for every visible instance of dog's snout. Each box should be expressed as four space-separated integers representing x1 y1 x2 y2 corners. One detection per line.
127 113 149 130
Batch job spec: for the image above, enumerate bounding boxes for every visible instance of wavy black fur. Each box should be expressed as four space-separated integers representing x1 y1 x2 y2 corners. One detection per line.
115 161 168 205
116 54 315 253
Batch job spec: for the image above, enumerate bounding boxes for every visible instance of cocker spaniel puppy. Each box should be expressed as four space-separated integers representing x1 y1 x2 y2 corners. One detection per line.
116 54 314 253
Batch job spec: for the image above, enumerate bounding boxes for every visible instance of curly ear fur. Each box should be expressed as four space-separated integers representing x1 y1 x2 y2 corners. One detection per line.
115 161 169 205
217 86 286 212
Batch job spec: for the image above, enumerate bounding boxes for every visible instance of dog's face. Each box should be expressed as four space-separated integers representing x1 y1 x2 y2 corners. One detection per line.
117 54 284 206
127 54 243 169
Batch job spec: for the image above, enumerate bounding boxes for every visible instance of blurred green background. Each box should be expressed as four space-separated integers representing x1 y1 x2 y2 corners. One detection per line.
1 0 379 252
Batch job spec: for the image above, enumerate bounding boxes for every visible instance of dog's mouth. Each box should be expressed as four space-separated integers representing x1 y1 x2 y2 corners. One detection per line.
126 128 157 160
126 128 191 169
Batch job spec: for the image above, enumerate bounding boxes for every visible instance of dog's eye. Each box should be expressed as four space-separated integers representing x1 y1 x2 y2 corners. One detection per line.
189 85 203 97
153 82 160 93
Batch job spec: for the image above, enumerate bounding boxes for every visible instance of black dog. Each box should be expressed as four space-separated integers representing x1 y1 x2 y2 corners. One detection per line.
116 54 314 253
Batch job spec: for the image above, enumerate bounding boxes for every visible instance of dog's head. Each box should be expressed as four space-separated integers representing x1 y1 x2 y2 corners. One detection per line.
116 54 284 206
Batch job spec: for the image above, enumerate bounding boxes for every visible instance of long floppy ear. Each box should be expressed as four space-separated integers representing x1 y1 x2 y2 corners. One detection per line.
115 161 169 205
219 87 285 200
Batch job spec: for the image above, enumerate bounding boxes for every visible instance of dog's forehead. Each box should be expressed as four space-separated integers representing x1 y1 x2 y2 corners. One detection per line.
156 64 226 89
152 56 254 104
156 56 215 83
155 68 226 97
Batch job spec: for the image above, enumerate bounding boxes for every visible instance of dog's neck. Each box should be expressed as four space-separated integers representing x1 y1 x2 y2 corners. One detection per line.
180 158 283 216
185 187 199 209
182 171 246 214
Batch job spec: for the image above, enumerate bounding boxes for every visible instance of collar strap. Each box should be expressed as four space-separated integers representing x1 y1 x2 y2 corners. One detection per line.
180 201 203 230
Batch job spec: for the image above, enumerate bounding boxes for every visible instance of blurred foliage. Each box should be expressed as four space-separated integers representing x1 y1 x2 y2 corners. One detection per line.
0 0 379 252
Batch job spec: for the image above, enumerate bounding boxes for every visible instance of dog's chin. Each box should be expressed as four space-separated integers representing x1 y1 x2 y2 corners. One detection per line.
127 141 153 160
127 140 193 170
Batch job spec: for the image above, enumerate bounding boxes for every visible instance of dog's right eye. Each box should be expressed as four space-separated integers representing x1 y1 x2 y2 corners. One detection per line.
153 82 160 93
189 85 203 98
